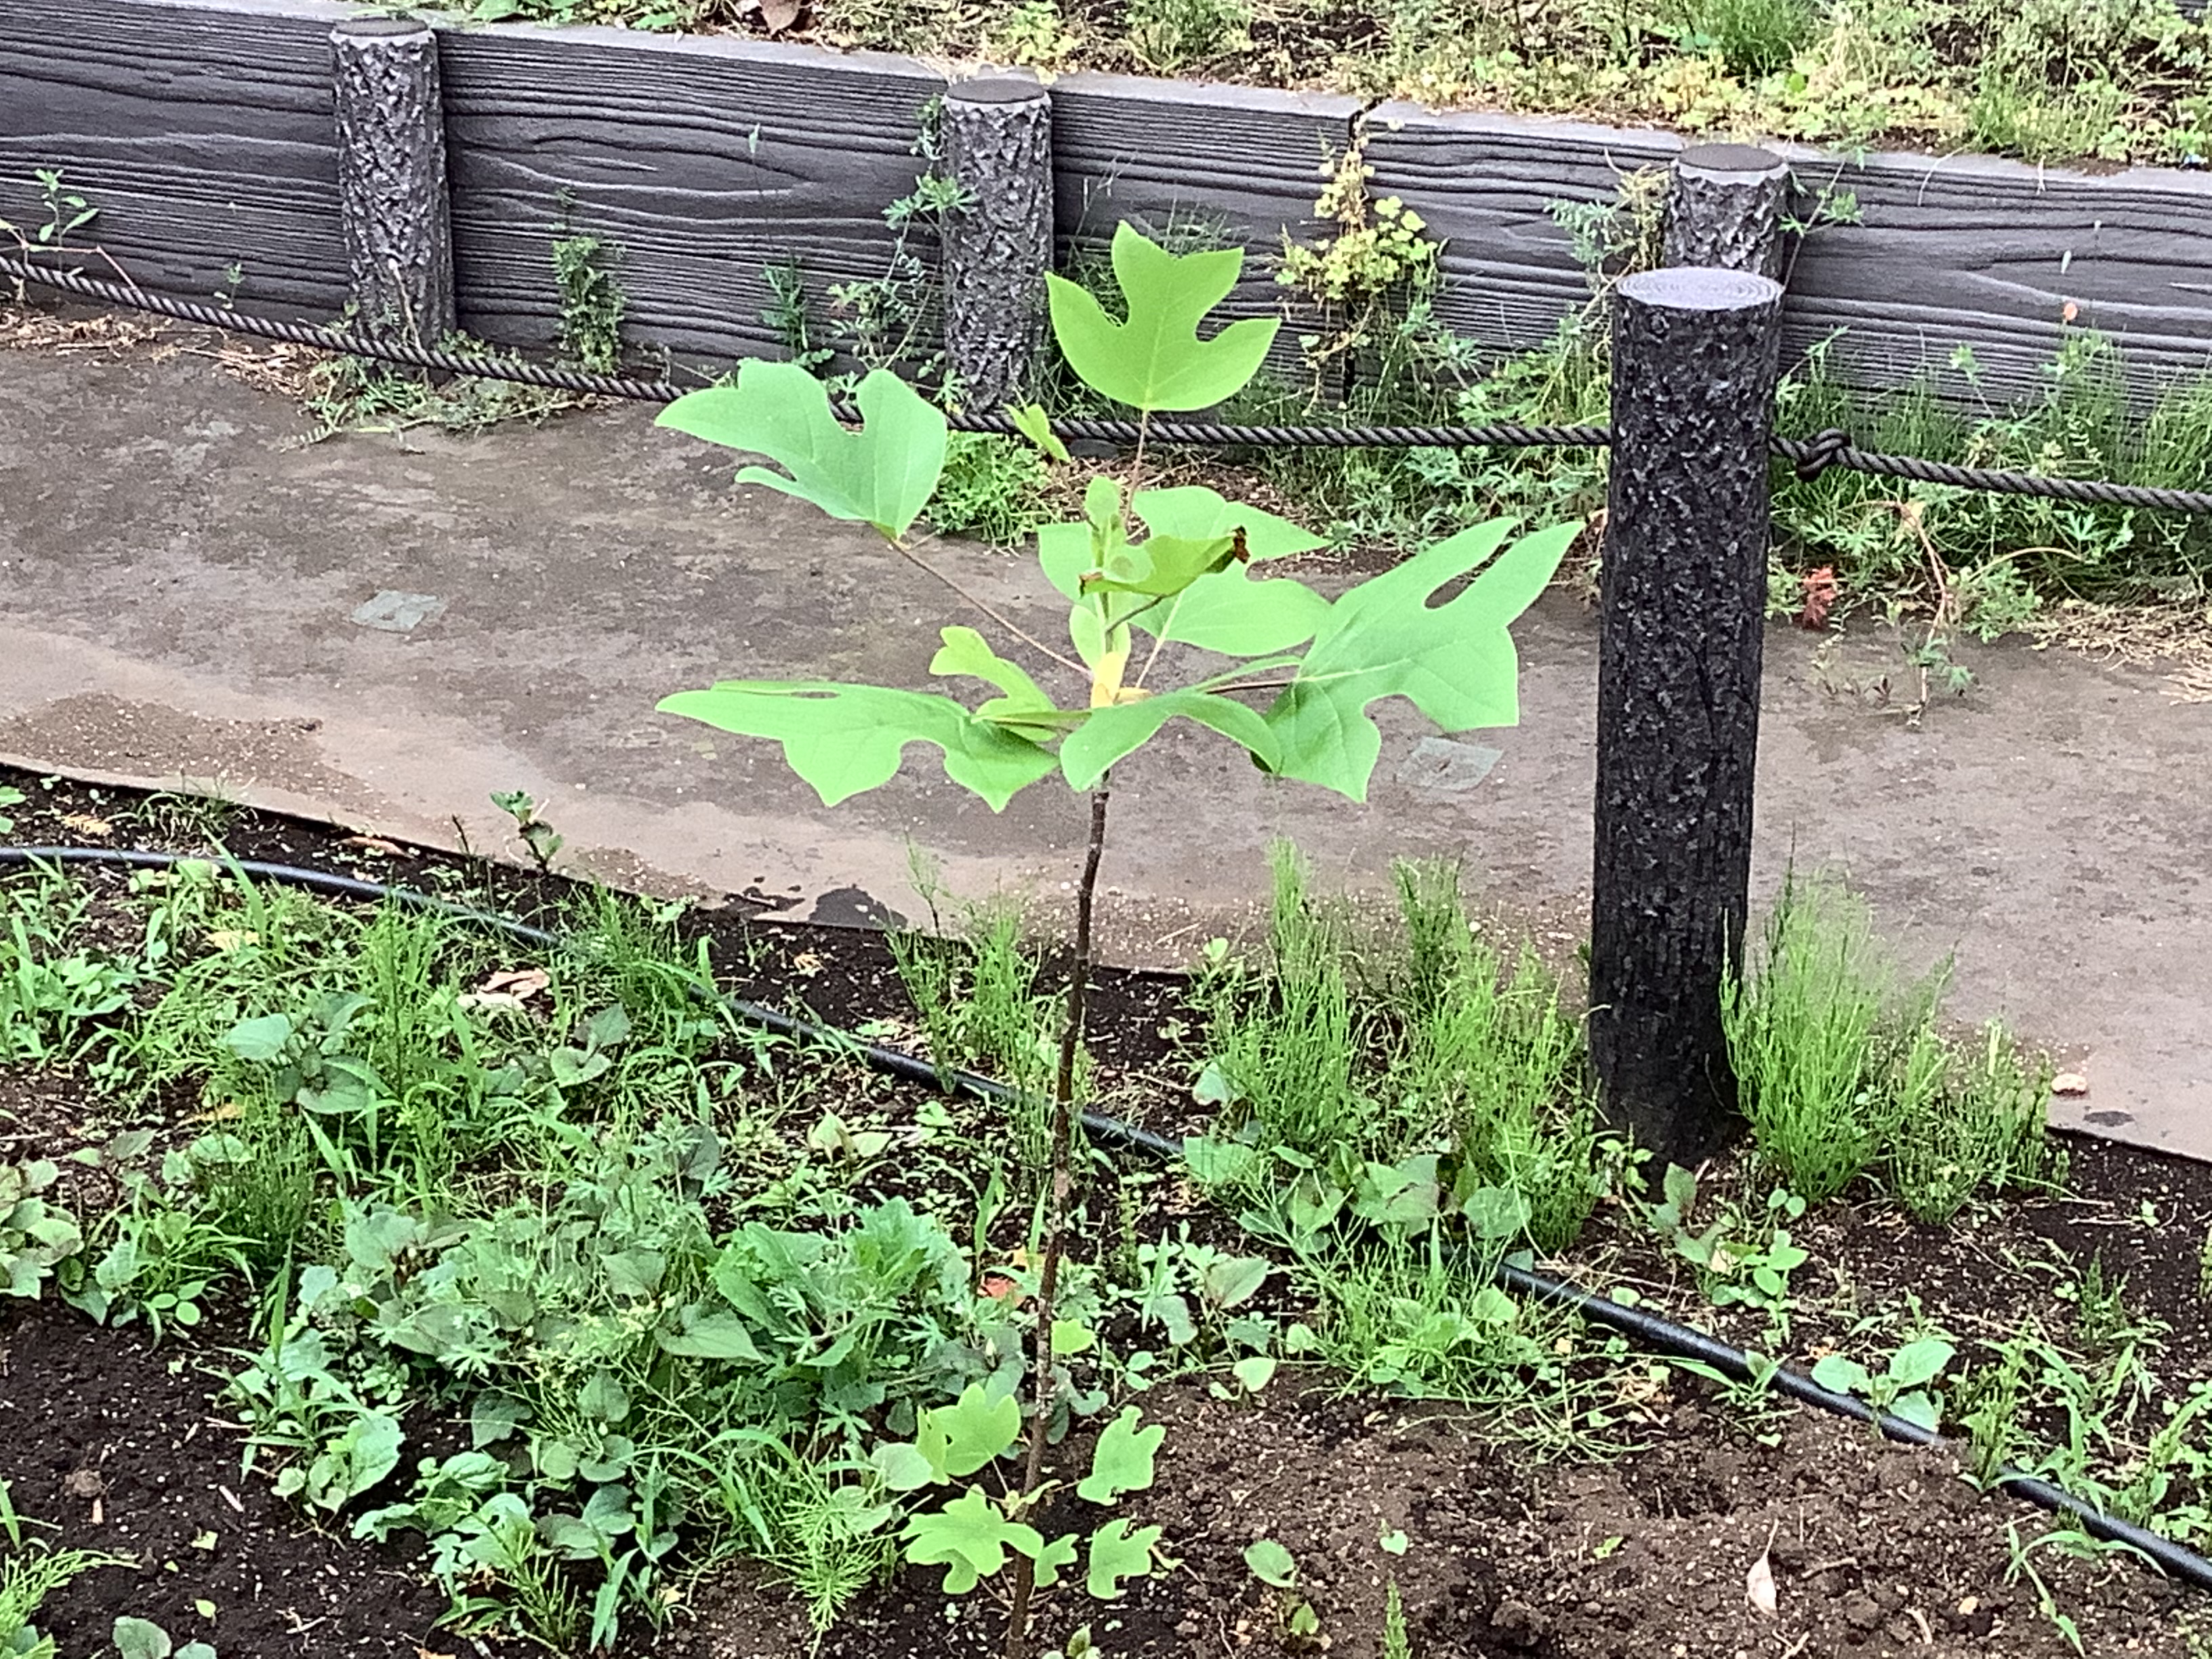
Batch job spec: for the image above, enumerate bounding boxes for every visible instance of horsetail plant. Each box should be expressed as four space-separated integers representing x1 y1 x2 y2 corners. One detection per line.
652 222 1576 1657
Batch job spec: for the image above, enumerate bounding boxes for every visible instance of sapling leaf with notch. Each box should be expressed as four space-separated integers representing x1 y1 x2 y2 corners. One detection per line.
651 220 1573 1659
1075 1407 1164 1504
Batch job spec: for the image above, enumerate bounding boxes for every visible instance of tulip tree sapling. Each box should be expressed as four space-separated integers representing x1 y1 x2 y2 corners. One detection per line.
654 222 1575 1656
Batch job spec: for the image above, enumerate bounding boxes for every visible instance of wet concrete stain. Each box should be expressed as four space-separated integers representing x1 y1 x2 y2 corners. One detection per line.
0 326 2206 1156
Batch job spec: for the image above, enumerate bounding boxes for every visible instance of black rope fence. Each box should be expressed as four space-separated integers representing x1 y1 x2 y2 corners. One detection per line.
12 253 2212 516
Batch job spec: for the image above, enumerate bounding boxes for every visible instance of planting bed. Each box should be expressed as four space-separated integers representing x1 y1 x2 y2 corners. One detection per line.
1 764 2209 1659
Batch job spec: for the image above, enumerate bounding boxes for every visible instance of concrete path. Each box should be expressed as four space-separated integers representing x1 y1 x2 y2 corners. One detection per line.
1 325 2206 1156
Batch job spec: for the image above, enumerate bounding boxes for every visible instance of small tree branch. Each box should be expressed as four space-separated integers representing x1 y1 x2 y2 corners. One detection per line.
1002 783 1111 1659
888 533 1088 678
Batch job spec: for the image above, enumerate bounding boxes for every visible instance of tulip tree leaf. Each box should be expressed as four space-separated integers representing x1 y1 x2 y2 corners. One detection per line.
924 1383 1024 1479
1263 518 1580 800
656 362 946 539
1076 1407 1165 1504
1040 487 1329 658
658 682 1056 811
900 1488 1042 1594
1035 1530 1082 1589
1081 531 1242 597
1045 224 1279 412
1086 1518 1164 1599
1059 690 1279 792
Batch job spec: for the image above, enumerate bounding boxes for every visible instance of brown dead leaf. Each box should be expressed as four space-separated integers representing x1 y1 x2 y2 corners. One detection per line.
58 812 112 839
480 968 551 1000
759 0 804 30
207 929 258 952
790 951 824 977
2052 1072 2090 1097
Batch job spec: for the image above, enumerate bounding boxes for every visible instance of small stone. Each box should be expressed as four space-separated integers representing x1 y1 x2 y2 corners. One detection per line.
2053 1071 2090 1096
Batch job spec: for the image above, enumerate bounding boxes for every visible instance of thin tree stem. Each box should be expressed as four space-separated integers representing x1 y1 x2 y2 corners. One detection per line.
888 535 1087 678
1002 783 1111 1659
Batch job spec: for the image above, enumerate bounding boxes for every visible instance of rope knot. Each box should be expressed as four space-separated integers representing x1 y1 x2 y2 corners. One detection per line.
1795 427 1853 481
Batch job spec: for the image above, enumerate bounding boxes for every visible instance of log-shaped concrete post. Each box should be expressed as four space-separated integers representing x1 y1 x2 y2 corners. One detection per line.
1663 144 1790 281
1589 266 1785 1170
941 77 1053 411
331 17 456 344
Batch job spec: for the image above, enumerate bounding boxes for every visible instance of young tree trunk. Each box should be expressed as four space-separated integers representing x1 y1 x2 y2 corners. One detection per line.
1002 785 1111 1659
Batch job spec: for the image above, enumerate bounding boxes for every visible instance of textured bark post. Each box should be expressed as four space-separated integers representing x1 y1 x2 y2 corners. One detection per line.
1589 266 1785 1170
1663 144 1790 281
941 77 1052 411
331 17 455 345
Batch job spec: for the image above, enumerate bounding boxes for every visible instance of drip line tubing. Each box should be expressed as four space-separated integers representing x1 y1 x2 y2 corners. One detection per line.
3 842 2205 1592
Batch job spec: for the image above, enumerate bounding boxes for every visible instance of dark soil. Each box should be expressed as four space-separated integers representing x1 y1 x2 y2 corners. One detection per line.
0 1300 452 1658
3 764 2210 1659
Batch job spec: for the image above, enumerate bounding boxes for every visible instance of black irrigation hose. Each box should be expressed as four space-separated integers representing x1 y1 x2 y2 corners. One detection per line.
18 253 2212 512
1493 1262 2212 1592
5 841 2209 1593
0 844 1179 1160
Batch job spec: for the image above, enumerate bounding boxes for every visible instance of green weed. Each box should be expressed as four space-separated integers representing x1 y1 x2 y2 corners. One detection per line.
1125 0 1250 70
552 229 627 374
928 432 1050 546
1723 874 1900 1203
0 1543 132 1659
1886 1019 2064 1221
1204 844 1365 1156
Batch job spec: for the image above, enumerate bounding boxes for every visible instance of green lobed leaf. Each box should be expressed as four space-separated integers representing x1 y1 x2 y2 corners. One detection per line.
659 681 1057 811
1009 402 1071 462
928 627 1073 741
1034 1530 1082 1589
924 1383 1023 1479
1086 1518 1164 1599
1045 224 1278 412
1059 689 1279 792
1076 1407 1165 1504
657 362 946 539
1262 518 1579 800
900 1488 1042 1594
1040 487 1328 658
1080 531 1240 598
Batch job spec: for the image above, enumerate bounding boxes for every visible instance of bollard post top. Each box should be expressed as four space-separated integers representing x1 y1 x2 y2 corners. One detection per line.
947 75 1049 106
333 15 434 37
1675 142 1788 180
1617 266 1783 313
